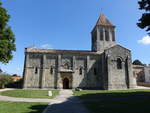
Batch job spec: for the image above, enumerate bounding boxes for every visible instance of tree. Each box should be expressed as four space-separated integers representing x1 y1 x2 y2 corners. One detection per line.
0 68 2 73
0 73 12 88
137 0 150 34
133 59 144 66
0 2 16 63
12 74 17 76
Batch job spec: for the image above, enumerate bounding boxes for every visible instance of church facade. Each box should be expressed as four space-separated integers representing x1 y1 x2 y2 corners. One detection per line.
23 14 136 90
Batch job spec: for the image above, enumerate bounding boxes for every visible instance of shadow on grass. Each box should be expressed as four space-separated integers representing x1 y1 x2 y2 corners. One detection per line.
28 96 89 113
29 104 48 113
76 91 150 101
75 90 150 113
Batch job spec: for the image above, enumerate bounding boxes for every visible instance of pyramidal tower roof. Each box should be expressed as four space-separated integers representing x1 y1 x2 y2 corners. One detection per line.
96 14 115 27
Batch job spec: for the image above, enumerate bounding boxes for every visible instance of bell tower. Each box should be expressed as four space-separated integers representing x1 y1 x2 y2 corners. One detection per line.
91 14 116 52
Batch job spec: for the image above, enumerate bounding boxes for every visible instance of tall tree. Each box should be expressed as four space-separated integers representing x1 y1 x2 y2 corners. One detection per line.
0 2 16 63
137 0 150 34
133 59 144 66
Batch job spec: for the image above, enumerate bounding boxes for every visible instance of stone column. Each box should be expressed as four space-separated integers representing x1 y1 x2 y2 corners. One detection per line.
127 55 137 88
102 28 105 51
56 54 61 89
73 56 76 72
72 56 76 88
86 56 90 72
40 54 46 89
107 55 112 90
58 55 61 71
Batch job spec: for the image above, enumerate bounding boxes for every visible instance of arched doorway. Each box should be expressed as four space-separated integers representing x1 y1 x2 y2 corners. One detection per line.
63 78 69 89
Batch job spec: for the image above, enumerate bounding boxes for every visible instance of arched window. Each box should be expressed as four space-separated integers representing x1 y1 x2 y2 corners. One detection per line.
117 58 122 69
35 67 38 74
79 68 82 75
50 67 53 74
105 30 109 41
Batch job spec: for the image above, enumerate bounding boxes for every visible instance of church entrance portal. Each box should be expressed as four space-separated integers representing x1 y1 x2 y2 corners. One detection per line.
63 78 69 89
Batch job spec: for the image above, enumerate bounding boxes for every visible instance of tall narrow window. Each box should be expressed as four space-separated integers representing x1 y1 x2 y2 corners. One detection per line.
117 58 122 69
50 67 53 74
79 68 82 75
35 67 38 74
94 68 97 75
92 30 97 41
100 29 103 40
112 30 115 41
105 30 109 41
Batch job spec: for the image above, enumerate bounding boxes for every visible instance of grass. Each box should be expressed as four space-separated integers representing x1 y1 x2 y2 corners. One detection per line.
74 89 150 113
0 89 59 99
0 101 48 113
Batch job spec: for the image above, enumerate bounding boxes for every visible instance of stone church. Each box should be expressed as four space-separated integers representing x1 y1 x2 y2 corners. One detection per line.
23 14 136 90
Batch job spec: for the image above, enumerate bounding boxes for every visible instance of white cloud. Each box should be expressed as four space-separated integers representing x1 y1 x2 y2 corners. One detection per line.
138 35 150 45
41 44 53 49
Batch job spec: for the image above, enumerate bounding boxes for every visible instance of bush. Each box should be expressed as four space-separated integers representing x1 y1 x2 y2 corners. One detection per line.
0 73 12 89
7 78 23 88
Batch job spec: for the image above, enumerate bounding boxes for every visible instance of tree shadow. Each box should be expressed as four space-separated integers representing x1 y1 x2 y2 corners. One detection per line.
74 90 150 113
28 104 48 113
26 91 150 113
28 96 88 113
76 90 150 102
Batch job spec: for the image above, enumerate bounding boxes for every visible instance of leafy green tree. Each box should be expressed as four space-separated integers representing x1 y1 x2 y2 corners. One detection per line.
0 2 16 63
133 59 144 66
0 74 12 88
137 0 150 34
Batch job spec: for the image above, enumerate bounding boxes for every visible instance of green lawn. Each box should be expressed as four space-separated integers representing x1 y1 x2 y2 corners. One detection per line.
0 89 59 99
74 89 150 113
0 101 48 113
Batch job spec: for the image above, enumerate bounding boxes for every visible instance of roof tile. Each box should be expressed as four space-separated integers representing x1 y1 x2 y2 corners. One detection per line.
96 14 115 27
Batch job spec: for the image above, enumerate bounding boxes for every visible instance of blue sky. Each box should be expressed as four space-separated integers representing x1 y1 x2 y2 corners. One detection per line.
0 0 150 75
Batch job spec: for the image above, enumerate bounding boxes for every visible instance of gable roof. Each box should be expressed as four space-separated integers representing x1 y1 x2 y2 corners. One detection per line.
96 14 115 27
105 44 131 52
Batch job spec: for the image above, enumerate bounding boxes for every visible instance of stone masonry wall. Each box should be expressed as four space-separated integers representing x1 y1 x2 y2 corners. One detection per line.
23 51 102 89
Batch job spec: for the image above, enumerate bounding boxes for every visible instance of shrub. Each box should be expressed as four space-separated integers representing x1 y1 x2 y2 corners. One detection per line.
0 73 12 89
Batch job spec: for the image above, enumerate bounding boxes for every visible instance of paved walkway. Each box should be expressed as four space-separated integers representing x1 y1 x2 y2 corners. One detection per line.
42 90 89 113
0 88 15 92
0 95 58 103
0 89 89 113
0 88 57 103
1 87 150 113
134 86 150 89
0 86 150 102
